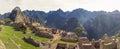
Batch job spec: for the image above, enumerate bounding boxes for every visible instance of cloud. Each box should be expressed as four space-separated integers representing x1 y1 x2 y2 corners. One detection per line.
0 0 120 14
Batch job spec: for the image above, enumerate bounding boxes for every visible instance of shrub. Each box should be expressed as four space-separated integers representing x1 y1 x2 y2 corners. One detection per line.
12 23 26 32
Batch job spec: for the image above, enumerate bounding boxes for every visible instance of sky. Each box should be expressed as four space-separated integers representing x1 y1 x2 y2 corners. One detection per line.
0 0 120 14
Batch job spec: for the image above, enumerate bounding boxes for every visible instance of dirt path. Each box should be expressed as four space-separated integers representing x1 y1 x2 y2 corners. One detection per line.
0 40 6 49
9 38 21 49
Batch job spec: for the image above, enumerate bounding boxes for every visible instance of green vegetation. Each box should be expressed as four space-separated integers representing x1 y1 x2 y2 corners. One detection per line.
0 25 49 49
3 18 11 23
114 32 120 39
12 23 26 32
74 27 84 34
57 40 76 45
74 27 85 36
0 25 77 49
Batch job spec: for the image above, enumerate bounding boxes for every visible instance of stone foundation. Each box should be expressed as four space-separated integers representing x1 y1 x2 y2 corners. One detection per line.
23 37 40 47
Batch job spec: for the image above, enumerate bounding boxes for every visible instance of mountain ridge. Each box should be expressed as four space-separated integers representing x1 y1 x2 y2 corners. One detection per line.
1 7 120 39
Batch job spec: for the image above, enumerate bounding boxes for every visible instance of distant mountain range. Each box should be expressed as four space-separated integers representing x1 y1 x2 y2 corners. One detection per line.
1 7 120 40
84 10 120 39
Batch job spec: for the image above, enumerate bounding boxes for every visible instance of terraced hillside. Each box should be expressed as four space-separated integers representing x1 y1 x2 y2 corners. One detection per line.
0 25 49 49
0 25 76 49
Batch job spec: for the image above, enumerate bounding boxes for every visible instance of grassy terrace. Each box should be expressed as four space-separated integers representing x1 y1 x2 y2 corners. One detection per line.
57 40 77 45
0 25 77 49
0 25 50 49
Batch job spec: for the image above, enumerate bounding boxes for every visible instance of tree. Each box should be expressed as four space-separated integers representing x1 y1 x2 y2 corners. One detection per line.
3 18 11 22
74 26 85 36
13 23 26 33
3 18 12 25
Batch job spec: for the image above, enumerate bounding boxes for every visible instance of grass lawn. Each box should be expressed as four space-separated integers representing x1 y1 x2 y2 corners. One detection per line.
0 25 50 49
57 40 77 45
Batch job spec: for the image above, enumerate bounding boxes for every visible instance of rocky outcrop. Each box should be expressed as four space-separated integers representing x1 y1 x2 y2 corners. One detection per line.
8 7 30 25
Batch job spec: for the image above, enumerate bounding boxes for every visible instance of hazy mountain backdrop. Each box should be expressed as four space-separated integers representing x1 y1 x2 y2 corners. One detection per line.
1 8 120 40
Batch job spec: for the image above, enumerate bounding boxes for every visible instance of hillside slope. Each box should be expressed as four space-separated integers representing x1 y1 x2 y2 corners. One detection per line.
0 25 48 49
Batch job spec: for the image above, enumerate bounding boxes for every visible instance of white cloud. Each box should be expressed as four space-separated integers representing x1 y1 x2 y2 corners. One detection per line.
0 0 120 14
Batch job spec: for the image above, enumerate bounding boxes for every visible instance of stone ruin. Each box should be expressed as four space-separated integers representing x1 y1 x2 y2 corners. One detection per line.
23 36 52 49
26 19 79 43
56 43 76 49
23 36 40 47
117 37 120 49
35 28 64 39
32 25 79 43
92 40 100 49
35 29 53 38
77 34 117 49
77 37 95 49
99 34 117 49
61 32 78 42
21 21 120 49
55 33 119 49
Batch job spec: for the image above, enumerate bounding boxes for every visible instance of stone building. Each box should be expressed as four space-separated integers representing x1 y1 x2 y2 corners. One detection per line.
78 37 95 49
92 40 100 49
61 32 78 42
56 43 76 49
117 37 120 49
77 34 117 49
100 34 117 49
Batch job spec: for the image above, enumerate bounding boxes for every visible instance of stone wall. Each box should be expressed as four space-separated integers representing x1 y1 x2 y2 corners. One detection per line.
61 32 78 42
56 43 76 49
118 37 120 49
61 37 78 42
34 28 64 39
80 44 95 49
23 37 40 47
92 41 100 49
35 31 53 38
77 35 117 49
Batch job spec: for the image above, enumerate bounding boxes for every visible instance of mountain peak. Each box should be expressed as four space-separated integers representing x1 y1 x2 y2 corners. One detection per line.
13 6 21 12
57 8 64 12
8 7 22 21
8 7 30 24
